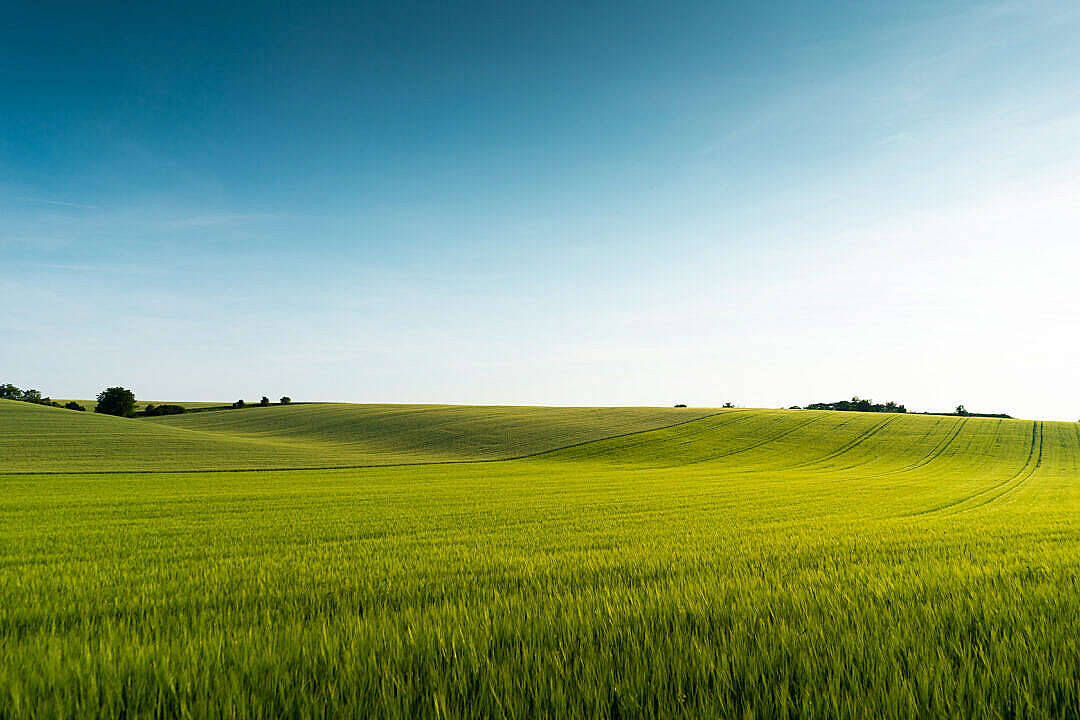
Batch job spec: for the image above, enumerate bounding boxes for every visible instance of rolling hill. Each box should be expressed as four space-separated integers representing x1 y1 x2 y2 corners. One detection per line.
7 399 1075 490
0 400 715 472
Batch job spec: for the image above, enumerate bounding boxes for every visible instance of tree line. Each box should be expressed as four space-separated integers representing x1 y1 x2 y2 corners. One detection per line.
800 397 907 414
2 383 292 418
0 383 86 411
793 397 1012 418
1 384 141 416
233 396 291 408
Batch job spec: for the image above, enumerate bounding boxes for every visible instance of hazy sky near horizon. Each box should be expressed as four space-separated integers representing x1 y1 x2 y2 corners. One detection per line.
3 1 1079 419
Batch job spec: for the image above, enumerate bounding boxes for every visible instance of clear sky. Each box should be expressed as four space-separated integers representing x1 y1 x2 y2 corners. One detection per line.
3 1 1079 419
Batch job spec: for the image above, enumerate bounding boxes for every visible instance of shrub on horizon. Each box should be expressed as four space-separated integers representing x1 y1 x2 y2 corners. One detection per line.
143 404 185 417
95 387 137 418
20 389 43 404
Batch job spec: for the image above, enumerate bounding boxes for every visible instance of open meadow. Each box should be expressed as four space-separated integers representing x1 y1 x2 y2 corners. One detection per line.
2 400 1080 718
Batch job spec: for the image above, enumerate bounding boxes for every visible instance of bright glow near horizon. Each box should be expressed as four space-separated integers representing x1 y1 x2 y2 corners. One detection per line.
3 1 1079 419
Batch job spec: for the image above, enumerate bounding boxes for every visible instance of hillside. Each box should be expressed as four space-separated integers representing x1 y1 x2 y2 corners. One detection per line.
5 399 1077 486
146 402 716 460
544 408 1047 472
0 400 335 472
0 400 714 472
534 409 1080 518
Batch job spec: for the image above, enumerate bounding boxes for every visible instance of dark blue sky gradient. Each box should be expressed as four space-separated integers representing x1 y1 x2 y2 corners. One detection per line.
4 2 944 207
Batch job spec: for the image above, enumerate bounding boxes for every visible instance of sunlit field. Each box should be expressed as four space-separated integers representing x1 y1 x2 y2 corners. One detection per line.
3 401 1079 718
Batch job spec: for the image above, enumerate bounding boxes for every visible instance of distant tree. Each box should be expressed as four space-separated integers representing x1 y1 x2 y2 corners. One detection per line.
674 403 687 408
806 397 908 414
0 383 66 406
19 389 43 404
956 404 968 416
723 402 735 408
260 396 270 406
64 401 86 412
95 387 137 417
233 399 245 409
280 396 291 405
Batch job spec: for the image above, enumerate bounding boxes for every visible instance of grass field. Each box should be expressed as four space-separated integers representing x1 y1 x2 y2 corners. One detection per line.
3 401 1080 717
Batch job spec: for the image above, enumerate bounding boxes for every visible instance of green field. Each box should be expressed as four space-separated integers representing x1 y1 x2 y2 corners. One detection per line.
3 400 1080 717
0 401 712 472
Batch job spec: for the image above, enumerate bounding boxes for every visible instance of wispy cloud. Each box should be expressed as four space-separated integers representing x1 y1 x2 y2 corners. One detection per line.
0 235 73 251
19 198 99 210
27 261 147 274
161 213 278 229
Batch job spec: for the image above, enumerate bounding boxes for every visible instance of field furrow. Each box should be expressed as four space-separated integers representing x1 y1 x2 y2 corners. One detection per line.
781 415 902 470
660 413 828 467
908 421 1044 517
947 420 1045 515
873 417 969 477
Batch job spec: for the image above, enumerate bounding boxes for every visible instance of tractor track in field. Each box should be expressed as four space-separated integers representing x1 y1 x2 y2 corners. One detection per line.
562 410 760 463
663 413 829 468
782 415 901 471
868 417 970 479
952 420 1044 515
908 421 1044 518
0 410 739 476
726 414 869 475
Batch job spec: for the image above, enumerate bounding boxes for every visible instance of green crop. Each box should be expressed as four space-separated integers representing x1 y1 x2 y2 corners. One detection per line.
2 402 1079 718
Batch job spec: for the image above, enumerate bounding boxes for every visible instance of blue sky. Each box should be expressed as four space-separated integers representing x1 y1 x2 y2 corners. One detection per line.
3 0 1079 418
